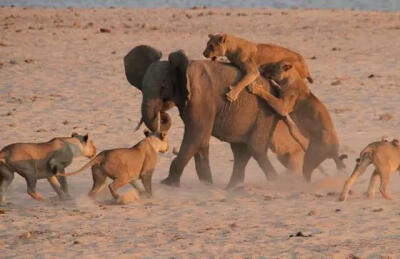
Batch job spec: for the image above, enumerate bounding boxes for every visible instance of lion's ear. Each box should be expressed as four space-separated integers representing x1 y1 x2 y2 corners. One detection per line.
282 63 293 72
220 33 227 43
71 132 79 138
208 34 214 39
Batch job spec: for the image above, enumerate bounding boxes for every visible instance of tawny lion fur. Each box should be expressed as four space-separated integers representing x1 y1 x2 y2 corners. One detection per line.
0 133 96 202
63 130 168 203
248 61 346 181
271 120 309 175
339 139 400 201
203 33 313 102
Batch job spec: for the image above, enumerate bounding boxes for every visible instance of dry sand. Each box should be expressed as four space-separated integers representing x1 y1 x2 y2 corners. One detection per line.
0 6 400 258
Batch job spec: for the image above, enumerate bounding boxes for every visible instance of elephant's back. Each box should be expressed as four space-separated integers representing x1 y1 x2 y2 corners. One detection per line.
188 60 275 143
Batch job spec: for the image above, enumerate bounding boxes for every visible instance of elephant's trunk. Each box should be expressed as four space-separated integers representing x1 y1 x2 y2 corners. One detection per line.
141 99 172 132
160 111 172 131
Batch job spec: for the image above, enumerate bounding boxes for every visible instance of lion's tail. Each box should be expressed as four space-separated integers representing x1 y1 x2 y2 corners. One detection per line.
62 154 104 176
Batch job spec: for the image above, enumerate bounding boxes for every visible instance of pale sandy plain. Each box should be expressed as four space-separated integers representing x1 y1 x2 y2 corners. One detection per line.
0 6 400 258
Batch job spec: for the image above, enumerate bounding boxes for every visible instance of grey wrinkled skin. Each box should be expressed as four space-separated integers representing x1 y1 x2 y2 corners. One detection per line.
124 45 281 188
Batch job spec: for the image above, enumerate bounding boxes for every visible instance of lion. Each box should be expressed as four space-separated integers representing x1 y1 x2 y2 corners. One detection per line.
62 130 168 203
339 138 400 201
203 33 313 102
248 61 346 181
0 133 96 202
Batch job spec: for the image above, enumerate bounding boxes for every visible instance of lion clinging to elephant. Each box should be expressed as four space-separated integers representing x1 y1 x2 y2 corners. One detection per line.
125 45 298 188
123 40 344 187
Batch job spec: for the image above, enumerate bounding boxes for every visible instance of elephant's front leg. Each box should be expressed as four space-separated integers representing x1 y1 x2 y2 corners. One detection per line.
161 126 210 187
194 145 213 184
226 143 251 189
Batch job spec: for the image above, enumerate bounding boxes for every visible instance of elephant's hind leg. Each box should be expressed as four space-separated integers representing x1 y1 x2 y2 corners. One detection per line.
226 143 251 189
252 150 278 181
248 138 277 181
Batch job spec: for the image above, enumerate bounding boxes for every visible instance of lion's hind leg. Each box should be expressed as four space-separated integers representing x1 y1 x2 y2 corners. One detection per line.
0 164 14 203
302 142 328 182
88 165 107 198
366 169 379 198
24 174 45 201
108 177 129 203
378 167 393 200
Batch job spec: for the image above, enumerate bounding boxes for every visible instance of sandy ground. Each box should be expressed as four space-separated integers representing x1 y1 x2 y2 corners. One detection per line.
0 6 400 258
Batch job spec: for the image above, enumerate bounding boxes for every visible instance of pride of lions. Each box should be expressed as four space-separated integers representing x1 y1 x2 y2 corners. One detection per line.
0 33 398 204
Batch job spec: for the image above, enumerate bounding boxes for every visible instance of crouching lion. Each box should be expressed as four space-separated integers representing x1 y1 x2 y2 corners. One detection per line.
62 130 168 203
339 138 400 201
0 133 96 202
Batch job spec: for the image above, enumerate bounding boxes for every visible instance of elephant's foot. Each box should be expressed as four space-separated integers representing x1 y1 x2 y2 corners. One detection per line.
199 178 213 185
198 173 213 185
225 178 244 190
59 193 73 201
160 177 180 187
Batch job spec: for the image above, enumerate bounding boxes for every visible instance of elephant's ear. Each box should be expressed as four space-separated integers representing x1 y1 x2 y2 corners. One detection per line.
124 45 162 90
168 50 191 105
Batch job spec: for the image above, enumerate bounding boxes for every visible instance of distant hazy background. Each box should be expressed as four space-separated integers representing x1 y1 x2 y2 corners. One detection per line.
1 0 399 10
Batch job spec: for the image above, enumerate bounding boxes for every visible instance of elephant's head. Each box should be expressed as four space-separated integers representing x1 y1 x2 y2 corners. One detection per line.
124 45 191 132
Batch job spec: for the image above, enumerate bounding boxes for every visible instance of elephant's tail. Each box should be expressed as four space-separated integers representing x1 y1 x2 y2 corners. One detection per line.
61 154 104 176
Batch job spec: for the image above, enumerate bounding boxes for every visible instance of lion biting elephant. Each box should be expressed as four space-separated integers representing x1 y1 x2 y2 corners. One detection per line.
124 45 315 188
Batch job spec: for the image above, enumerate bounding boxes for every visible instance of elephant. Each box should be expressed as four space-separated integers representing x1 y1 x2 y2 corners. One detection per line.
124 45 302 188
